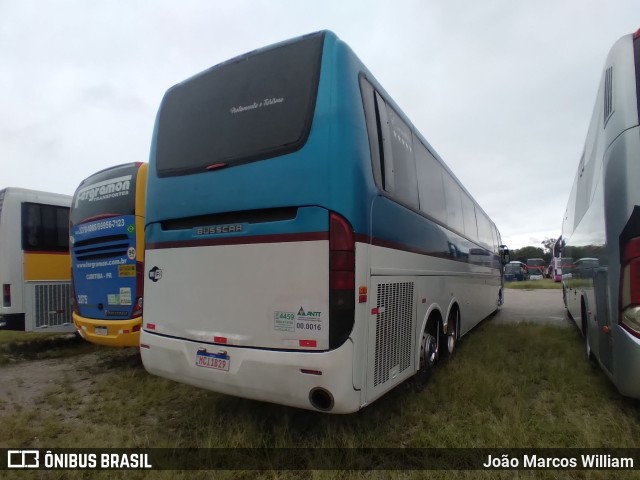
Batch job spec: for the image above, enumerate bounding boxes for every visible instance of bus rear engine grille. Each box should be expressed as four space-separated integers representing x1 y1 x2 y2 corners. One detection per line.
73 234 130 261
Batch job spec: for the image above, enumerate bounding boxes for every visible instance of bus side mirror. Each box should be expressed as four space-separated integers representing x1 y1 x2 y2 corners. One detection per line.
499 245 510 265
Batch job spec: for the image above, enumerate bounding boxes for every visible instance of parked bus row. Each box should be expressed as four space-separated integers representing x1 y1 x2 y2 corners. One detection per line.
0 163 148 349
1 31 509 413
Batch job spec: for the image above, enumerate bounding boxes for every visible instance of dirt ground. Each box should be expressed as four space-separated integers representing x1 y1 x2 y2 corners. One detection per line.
0 341 138 418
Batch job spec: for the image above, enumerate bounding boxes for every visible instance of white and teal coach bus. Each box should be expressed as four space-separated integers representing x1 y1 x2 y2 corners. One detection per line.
140 31 508 413
559 28 640 399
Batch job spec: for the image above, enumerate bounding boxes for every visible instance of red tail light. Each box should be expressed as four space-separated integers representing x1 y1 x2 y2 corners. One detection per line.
620 237 640 337
329 213 355 291
328 212 355 349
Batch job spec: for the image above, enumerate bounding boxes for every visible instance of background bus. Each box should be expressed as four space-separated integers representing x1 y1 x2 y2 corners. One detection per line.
0 188 73 332
504 261 528 281
140 31 507 413
548 257 562 282
70 163 147 347
559 28 640 399
525 258 545 279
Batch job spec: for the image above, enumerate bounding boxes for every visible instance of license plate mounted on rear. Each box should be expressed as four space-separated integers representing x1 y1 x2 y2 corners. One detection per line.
95 326 108 336
195 349 230 372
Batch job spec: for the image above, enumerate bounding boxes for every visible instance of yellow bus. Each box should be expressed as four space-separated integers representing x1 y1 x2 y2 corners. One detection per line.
0 188 73 332
70 163 147 347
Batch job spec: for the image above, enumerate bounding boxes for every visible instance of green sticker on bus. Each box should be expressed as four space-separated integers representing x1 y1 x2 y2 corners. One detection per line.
274 311 295 332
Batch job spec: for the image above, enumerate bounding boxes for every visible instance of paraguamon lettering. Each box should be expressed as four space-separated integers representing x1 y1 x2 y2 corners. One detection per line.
75 175 132 207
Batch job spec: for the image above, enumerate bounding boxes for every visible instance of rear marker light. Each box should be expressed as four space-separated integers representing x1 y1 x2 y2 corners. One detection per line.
299 340 317 348
300 369 322 376
359 286 367 303
147 323 156 330
132 324 141 333
214 336 228 344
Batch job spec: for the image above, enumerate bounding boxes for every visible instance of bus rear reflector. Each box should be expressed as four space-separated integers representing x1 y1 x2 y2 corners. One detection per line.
299 339 317 347
147 323 156 330
620 237 640 337
300 369 322 375
214 336 228 344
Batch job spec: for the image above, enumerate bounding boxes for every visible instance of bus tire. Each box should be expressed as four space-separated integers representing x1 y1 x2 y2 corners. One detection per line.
441 307 459 362
581 298 594 362
414 318 439 391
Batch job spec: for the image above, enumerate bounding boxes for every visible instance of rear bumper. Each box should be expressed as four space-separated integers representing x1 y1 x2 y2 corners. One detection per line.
140 330 361 413
73 313 141 347
613 325 640 399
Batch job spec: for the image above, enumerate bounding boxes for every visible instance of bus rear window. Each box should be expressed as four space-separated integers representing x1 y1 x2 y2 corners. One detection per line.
71 164 138 226
155 32 324 177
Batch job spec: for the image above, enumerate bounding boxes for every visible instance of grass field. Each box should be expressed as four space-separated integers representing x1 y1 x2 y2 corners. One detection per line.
1 319 639 479
504 279 563 290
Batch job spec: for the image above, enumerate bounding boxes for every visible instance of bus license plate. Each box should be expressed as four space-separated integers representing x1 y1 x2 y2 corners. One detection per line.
195 351 230 372
95 326 108 336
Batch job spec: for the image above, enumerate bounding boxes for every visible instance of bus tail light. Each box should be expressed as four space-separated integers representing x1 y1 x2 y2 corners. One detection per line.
329 212 355 349
620 237 640 337
132 261 144 317
2 284 10 307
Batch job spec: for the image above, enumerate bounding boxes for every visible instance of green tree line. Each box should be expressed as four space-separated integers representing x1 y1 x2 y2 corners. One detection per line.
509 238 556 264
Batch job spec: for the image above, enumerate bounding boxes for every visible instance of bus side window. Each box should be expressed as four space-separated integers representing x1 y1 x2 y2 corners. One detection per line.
359 77 385 190
21 203 69 252
375 94 419 209
415 141 447 225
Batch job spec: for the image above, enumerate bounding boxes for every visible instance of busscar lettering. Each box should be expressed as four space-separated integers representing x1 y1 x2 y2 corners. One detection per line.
195 225 243 235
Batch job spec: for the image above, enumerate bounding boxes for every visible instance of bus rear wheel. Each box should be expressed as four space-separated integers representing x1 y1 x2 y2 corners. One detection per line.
414 326 438 391
441 308 459 362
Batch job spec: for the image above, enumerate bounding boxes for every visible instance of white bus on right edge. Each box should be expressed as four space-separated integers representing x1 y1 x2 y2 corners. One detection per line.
559 28 640 399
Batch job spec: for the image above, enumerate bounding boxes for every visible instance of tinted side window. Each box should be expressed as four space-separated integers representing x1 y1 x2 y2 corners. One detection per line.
22 203 70 252
382 102 419 208
460 193 478 241
415 142 446 224
476 211 493 250
442 172 463 233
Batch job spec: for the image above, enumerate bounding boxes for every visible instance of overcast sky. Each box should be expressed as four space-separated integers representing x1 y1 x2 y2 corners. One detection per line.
1 1 637 249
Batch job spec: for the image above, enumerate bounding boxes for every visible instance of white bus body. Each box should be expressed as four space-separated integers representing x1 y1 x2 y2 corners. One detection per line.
0 188 73 332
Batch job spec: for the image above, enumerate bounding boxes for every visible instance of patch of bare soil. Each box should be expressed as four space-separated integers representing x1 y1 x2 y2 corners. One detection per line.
0 344 140 417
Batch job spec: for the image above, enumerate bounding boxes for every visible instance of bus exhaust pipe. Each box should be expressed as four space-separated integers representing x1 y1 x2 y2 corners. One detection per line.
309 387 334 412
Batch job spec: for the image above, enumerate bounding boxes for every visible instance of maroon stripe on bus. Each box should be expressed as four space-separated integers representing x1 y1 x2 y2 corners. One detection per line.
146 231 329 250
